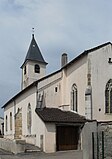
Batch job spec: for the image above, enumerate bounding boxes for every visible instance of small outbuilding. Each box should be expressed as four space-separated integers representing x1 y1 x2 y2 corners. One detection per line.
35 107 86 152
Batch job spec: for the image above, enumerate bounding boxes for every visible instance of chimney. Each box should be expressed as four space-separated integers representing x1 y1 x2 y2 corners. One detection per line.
61 53 68 67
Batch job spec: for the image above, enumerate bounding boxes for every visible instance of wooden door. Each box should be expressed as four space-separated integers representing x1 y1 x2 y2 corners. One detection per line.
56 126 79 151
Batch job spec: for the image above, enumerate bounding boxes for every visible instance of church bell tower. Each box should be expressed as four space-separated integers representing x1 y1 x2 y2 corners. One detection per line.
21 34 48 90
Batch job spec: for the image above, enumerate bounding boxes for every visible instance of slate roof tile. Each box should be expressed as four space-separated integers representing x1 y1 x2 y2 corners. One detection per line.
21 34 47 68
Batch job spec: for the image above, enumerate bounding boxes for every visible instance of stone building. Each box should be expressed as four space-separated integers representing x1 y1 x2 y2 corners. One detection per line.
2 34 112 155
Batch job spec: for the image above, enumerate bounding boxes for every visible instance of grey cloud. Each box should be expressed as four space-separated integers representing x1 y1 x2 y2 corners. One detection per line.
1 0 112 116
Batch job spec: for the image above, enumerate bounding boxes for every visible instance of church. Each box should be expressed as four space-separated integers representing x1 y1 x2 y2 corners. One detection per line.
2 33 112 154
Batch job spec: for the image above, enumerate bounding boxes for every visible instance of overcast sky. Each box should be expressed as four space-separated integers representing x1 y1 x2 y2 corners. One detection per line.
0 0 112 116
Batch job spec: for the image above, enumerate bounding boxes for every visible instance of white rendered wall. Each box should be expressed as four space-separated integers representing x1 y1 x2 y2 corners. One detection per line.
45 123 56 152
4 86 37 143
90 44 112 121
38 55 88 116
38 71 62 108
35 114 45 149
4 102 15 139
65 55 87 116
15 87 37 138
22 61 46 89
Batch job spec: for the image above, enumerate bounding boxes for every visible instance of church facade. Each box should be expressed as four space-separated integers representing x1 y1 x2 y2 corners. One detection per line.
2 34 112 153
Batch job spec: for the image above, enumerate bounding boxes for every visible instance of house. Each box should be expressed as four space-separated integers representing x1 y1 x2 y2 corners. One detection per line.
2 34 112 154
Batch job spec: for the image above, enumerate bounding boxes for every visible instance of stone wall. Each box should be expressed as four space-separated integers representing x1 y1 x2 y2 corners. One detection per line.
15 109 22 139
0 138 25 154
98 122 112 158
82 121 97 159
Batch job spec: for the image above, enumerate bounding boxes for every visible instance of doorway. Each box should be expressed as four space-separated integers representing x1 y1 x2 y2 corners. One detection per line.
56 126 79 151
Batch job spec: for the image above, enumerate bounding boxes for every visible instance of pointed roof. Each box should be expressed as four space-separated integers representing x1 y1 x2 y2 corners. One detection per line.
21 34 47 68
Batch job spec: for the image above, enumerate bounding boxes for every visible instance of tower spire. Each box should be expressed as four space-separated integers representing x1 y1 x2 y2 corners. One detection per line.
32 27 35 37
21 31 48 89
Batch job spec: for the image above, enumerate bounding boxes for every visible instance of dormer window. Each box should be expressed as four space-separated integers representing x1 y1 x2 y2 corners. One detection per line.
35 64 40 73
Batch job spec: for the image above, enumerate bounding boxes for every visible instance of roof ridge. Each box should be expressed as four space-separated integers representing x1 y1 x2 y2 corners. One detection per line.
62 41 112 69
84 41 111 53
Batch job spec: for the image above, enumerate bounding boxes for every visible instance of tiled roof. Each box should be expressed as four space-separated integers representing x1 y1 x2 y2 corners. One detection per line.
35 108 86 123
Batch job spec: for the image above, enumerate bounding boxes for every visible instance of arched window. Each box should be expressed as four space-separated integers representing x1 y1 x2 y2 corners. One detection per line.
10 112 12 130
35 64 40 73
71 84 78 111
105 79 112 113
6 115 8 132
27 103 32 134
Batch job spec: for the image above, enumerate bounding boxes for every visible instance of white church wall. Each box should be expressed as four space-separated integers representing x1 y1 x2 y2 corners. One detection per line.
27 61 46 82
22 61 46 89
4 102 15 139
59 69 69 110
38 71 62 108
90 44 112 121
65 55 88 116
4 86 37 143
37 54 88 115
45 123 56 153
38 71 62 89
35 114 45 150
15 86 37 137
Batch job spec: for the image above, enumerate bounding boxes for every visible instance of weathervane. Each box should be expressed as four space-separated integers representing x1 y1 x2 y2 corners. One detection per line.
32 28 35 36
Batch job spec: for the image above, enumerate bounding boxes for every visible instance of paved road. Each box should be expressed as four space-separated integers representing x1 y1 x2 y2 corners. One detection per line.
0 149 83 159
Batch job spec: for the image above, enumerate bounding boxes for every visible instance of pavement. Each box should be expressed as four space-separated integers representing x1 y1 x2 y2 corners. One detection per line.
0 149 83 159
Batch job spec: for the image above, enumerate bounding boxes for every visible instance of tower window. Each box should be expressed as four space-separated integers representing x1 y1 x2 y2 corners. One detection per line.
35 64 40 73
24 66 26 75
